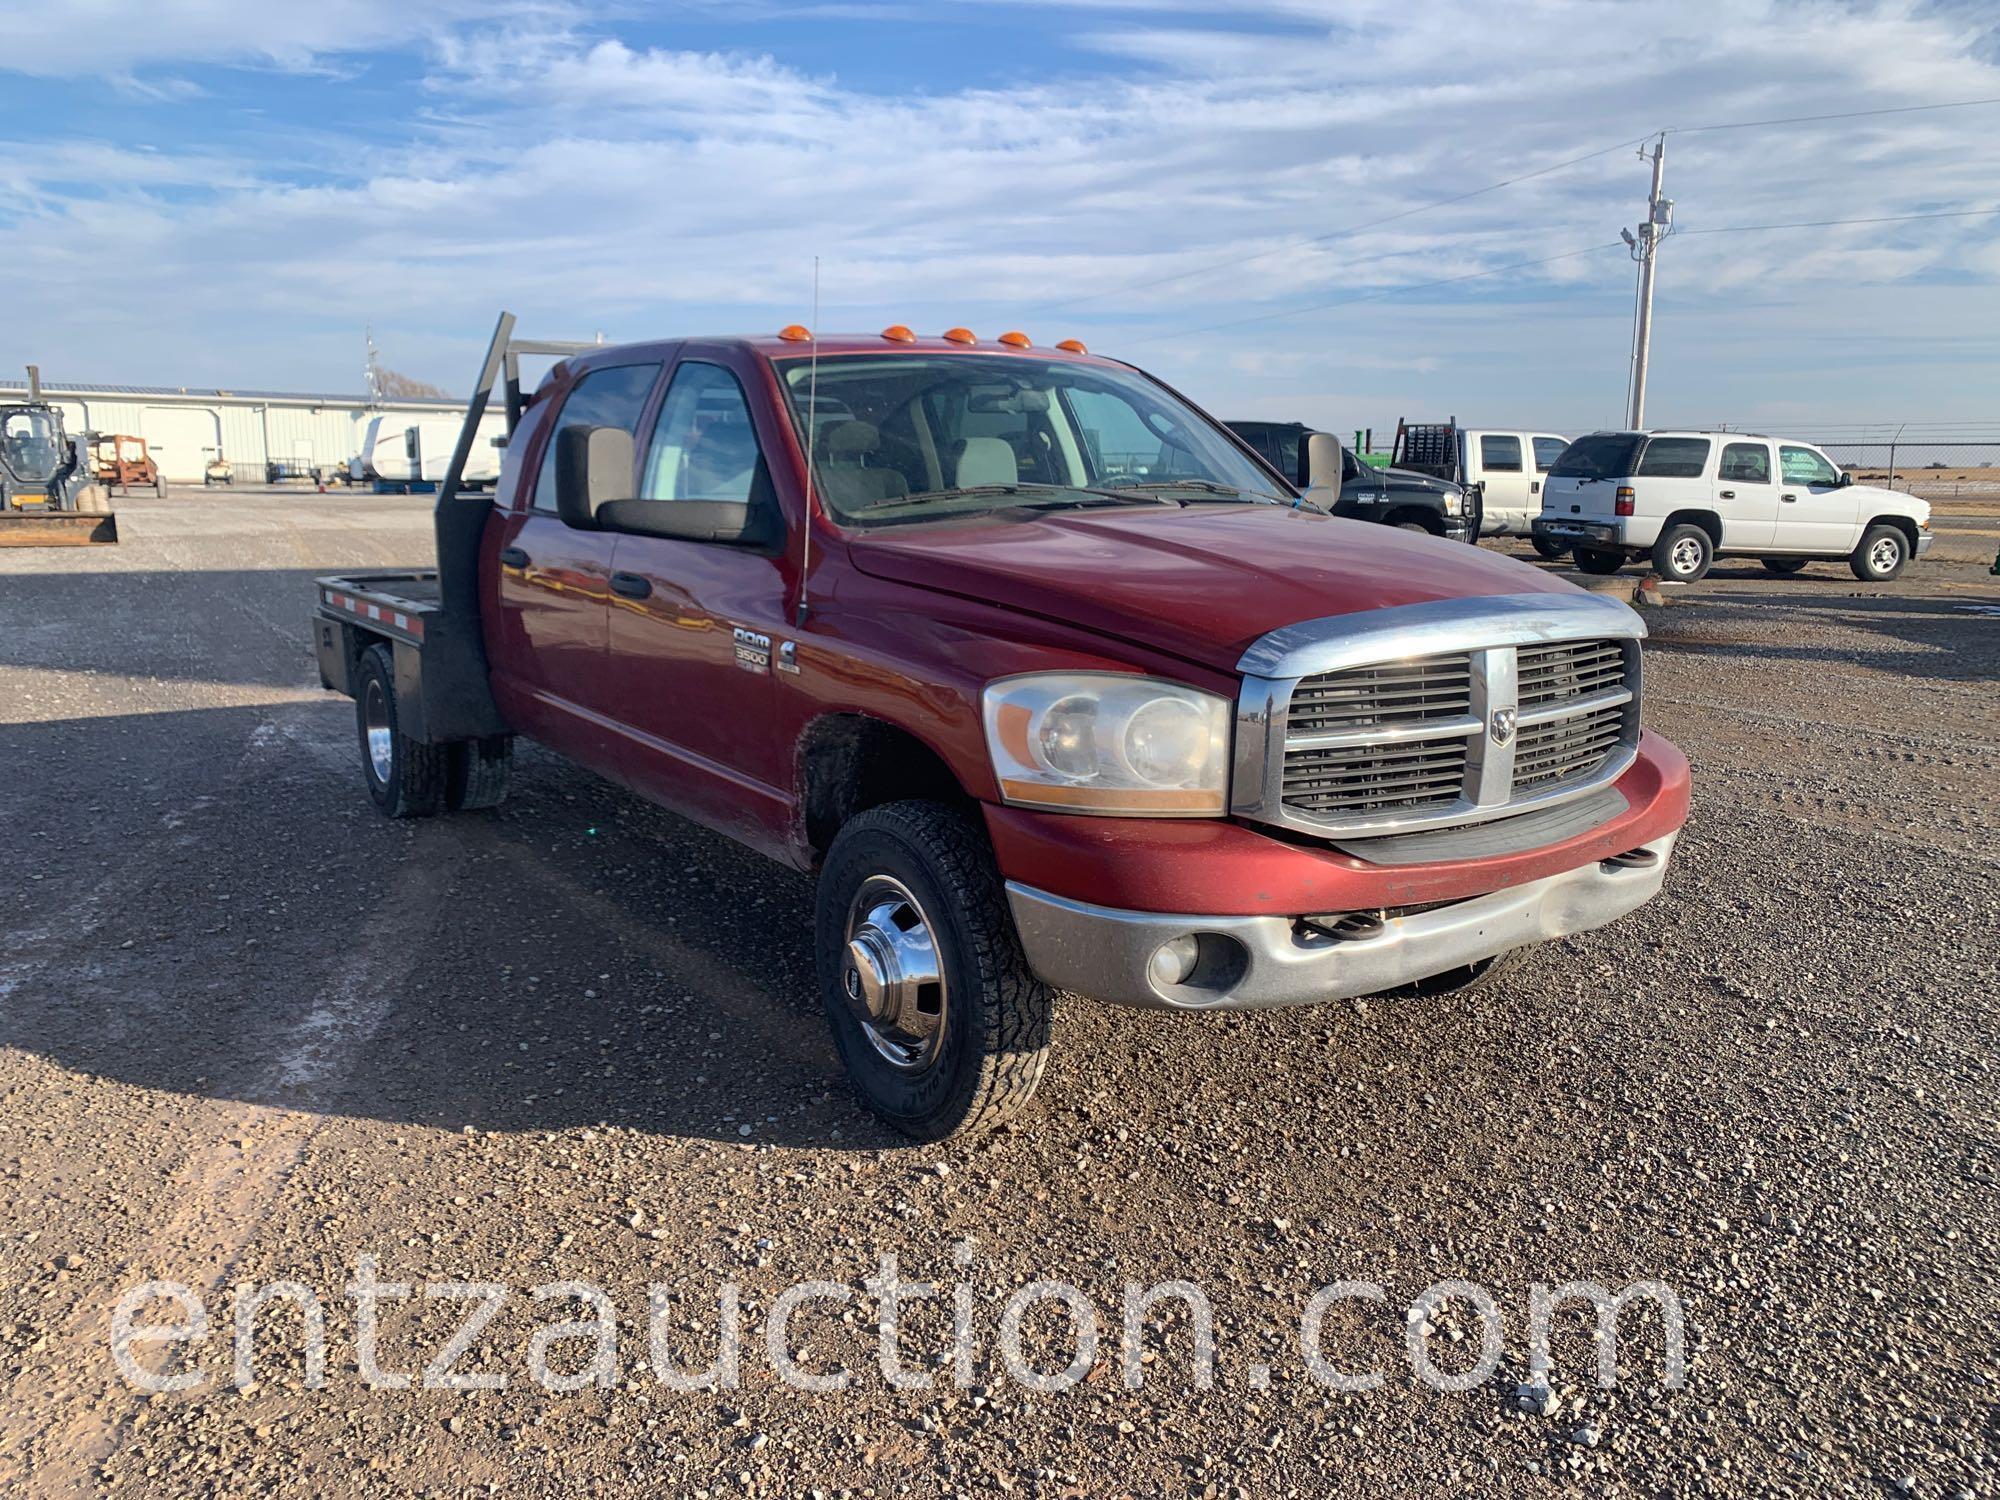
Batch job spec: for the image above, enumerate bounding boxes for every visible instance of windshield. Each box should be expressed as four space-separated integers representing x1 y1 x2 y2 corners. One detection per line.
1548 432 1644 480
776 353 1285 525
1 408 63 484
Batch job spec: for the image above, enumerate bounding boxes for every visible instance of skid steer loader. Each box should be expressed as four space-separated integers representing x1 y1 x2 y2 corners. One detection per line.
0 366 117 545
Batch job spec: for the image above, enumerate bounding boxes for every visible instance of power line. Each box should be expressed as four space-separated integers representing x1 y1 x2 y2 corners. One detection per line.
1127 241 1624 343
1675 206 2000 235
1668 95 2000 135
1037 134 1653 313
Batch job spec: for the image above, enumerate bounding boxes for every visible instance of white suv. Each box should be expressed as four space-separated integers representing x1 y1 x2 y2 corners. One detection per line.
1532 430 1934 583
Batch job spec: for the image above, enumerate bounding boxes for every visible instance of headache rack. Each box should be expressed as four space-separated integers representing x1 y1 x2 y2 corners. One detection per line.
312 313 603 743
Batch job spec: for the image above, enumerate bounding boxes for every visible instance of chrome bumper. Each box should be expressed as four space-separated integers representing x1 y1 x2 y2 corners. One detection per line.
1916 532 1936 557
1533 517 1621 547
1006 833 1677 1011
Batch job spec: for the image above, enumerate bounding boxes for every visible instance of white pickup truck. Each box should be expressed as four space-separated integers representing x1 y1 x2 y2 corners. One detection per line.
1460 430 1572 546
1391 421 1570 552
1533 430 1935 583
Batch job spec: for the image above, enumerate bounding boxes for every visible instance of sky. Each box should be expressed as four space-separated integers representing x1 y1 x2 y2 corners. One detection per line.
1 0 1997 436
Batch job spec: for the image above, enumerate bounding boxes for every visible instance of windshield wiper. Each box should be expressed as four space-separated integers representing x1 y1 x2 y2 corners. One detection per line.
1099 478 1301 506
853 483 1168 518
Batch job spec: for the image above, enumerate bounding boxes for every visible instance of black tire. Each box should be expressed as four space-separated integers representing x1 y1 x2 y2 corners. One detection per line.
154 477 168 498
1651 523 1714 583
1574 547 1626 575
1760 557 1810 576
1531 534 1569 560
447 735 514 811
1395 521 1432 534
816 801 1052 1141
1849 524 1909 582
1372 948 1519 1001
354 643 446 818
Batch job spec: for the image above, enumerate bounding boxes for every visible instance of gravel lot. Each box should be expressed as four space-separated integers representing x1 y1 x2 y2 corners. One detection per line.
1 486 1995 1498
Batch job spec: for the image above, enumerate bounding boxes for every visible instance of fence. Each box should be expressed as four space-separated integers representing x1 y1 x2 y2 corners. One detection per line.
1815 440 2000 502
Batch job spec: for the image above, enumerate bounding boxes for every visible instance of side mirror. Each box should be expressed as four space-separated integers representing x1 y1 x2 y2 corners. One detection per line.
1837 470 1853 487
1304 432 1344 492
595 498 779 548
554 424 633 529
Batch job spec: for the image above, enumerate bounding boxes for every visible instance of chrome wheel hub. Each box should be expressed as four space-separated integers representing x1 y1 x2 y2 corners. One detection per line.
362 680 393 783
842 875 948 1072
1670 537 1704 575
1870 536 1900 573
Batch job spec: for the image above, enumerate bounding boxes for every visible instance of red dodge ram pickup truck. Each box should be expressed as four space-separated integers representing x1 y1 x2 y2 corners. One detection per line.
313 314 1690 1140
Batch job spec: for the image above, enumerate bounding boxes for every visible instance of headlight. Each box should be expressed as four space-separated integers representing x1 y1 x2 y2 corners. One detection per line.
982 673 1231 815
1442 490 1462 515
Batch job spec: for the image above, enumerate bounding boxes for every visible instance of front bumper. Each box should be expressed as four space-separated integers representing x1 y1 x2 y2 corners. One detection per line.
1533 517 1623 549
1007 833 1677 1011
1916 531 1936 557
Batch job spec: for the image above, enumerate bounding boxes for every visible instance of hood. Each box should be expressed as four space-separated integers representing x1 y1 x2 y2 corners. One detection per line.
844 504 1573 672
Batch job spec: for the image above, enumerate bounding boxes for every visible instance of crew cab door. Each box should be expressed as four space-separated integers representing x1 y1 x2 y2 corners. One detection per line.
1713 441 1778 548
487 359 664 755
1471 433 1531 529
1776 443 1858 552
599 350 794 843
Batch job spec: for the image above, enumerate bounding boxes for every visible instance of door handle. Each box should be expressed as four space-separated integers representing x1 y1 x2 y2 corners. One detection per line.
610 571 652 599
499 546 529 568
1718 489 1735 500
1530 481 1540 494
1781 493 1798 503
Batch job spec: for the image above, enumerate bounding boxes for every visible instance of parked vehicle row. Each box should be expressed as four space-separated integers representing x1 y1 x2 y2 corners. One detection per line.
1225 411 1937 585
312 317 1689 1140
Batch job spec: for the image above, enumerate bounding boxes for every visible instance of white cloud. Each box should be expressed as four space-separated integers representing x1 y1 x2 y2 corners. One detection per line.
0 0 1996 427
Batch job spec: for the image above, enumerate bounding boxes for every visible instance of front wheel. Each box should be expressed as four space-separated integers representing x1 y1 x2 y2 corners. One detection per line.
1574 547 1627 575
1531 534 1569 560
1849 524 1909 581
816 801 1052 1141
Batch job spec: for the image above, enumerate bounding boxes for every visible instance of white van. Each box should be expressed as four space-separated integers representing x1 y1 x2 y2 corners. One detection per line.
1533 430 1934 582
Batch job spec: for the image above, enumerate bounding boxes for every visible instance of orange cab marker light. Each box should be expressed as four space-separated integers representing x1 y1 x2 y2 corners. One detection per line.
778 324 811 342
1055 338 1088 354
881 324 917 343
942 327 977 345
997 330 1031 348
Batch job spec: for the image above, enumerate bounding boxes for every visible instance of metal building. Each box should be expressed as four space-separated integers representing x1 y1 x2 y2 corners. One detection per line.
0 380 465 483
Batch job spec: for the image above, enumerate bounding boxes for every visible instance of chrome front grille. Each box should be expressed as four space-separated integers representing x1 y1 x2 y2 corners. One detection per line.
1517 638 1626 709
1513 699 1627 789
1287 654 1473 734
1282 736 1470 815
1234 593 1647 839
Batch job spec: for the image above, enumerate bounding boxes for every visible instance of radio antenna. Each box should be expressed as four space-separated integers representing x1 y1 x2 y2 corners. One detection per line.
796 257 821 628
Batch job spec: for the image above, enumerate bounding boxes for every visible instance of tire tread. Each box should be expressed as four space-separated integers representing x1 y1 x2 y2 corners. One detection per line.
820 801 1051 1139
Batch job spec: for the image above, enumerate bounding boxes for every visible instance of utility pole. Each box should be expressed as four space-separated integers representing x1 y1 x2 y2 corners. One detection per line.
1624 134 1671 430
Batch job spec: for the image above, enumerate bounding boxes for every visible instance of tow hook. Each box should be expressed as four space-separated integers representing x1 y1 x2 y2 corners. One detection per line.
1301 911 1388 943
1601 846 1661 873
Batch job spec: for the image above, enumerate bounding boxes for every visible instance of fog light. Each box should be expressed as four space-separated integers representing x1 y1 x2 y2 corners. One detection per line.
1149 934 1201 989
